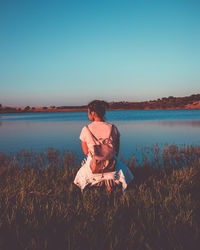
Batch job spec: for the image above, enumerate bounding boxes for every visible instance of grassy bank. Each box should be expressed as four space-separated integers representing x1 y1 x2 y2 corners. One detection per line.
0 145 200 250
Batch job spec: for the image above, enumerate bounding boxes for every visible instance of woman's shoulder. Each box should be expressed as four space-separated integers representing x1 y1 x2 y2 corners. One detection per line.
89 121 120 135
88 121 113 129
80 123 93 134
80 124 91 141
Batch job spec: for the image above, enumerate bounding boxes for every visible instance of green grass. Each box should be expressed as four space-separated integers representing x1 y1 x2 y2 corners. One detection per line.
0 145 200 250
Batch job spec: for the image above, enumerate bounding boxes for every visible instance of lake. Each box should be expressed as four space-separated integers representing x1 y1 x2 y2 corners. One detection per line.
0 110 200 160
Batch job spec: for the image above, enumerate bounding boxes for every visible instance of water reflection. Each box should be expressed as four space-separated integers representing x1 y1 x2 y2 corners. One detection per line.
158 120 200 127
0 117 199 160
0 112 88 122
0 121 85 154
1 109 200 123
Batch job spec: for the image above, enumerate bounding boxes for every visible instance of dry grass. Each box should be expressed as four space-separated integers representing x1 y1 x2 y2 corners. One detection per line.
0 145 200 250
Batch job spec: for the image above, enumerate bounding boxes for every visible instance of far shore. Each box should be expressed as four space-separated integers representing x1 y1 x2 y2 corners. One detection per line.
1 94 200 114
0 105 200 114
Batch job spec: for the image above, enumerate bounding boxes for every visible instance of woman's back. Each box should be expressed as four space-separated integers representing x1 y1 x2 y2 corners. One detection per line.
80 121 120 155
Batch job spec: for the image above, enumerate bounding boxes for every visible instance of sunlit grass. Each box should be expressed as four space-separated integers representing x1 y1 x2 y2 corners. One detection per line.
0 144 200 250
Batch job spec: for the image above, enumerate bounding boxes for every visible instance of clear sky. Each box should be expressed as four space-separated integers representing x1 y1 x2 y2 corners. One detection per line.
0 0 199 106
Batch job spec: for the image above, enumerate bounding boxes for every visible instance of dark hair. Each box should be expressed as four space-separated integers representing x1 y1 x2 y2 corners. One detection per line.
88 100 109 120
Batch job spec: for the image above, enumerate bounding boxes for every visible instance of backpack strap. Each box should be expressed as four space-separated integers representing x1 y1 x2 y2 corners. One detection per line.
86 125 99 145
108 124 113 139
86 124 113 145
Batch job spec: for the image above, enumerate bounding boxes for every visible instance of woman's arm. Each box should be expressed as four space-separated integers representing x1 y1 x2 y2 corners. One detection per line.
113 125 120 156
81 141 88 156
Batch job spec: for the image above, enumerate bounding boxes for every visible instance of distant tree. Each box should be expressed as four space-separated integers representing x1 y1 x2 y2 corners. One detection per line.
5 107 17 111
168 96 174 99
25 106 30 111
32 107 35 110
43 107 48 110
50 106 56 109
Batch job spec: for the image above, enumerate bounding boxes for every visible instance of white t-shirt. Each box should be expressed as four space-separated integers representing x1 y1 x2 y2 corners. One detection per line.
80 121 120 155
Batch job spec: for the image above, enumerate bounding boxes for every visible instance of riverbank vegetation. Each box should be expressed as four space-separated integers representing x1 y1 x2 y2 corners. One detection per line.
0 144 200 250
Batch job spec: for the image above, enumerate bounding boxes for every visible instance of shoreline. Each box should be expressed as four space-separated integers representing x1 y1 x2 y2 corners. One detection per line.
0 106 200 114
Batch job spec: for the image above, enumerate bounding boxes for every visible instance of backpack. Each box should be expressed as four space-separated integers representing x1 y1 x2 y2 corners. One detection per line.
86 125 117 174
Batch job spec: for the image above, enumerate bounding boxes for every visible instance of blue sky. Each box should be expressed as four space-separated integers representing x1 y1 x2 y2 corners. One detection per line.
0 0 199 106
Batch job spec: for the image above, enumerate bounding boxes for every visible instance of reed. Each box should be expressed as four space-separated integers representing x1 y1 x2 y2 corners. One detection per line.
0 144 200 250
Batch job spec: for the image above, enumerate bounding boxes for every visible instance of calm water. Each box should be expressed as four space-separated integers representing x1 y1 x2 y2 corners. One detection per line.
0 110 200 159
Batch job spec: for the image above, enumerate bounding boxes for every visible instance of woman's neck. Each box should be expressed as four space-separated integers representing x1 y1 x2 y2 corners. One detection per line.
94 117 104 122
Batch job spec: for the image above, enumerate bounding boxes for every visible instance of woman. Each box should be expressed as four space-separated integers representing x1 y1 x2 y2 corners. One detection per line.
74 100 134 192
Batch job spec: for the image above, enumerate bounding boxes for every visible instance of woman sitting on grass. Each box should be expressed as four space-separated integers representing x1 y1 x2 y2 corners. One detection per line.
74 100 133 192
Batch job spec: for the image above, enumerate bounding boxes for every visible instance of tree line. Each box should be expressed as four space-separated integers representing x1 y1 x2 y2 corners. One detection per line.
0 94 200 113
109 94 200 110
